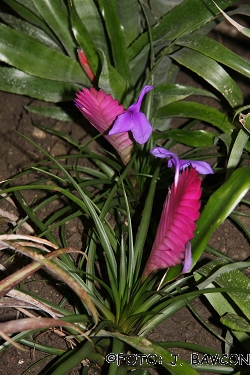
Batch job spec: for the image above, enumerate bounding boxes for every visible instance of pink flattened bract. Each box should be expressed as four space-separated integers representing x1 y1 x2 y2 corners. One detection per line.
143 168 202 278
75 88 133 165
77 49 96 83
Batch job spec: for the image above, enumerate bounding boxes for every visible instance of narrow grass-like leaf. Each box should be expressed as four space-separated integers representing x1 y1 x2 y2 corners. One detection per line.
0 246 79 296
121 182 134 291
134 163 161 280
43 340 102 375
2 242 98 324
19 133 118 282
118 234 127 301
0 317 85 336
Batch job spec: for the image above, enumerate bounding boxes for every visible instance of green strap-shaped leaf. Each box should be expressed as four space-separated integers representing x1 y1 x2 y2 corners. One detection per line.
221 313 250 332
116 0 141 47
128 0 240 60
153 84 218 109
73 0 109 58
0 12 62 52
226 129 249 178
31 0 76 58
154 129 215 148
98 50 127 104
157 101 234 134
69 2 99 75
25 106 73 121
0 67 81 102
177 33 250 80
192 167 250 268
3 0 57 41
170 48 243 107
0 23 86 84
97 0 132 85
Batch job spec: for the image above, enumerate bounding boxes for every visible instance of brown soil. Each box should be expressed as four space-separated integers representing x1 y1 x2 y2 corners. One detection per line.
1 11 250 374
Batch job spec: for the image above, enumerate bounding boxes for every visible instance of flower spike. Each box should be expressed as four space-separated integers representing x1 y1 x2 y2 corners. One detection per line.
143 168 202 278
109 86 154 144
75 88 133 164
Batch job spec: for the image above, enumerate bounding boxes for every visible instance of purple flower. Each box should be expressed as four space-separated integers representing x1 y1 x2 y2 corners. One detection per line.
109 86 154 144
151 147 213 186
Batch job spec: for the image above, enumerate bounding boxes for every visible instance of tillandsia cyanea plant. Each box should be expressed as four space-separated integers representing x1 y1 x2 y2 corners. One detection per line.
2 1 250 375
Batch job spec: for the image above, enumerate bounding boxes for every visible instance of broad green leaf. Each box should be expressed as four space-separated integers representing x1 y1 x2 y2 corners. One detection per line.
153 84 218 110
98 0 132 85
170 48 243 107
153 56 179 85
98 50 127 104
194 260 250 352
149 0 184 16
24 106 73 121
0 12 62 52
210 267 250 323
128 0 240 60
109 332 200 375
0 67 81 102
157 101 233 134
31 0 76 58
221 313 250 332
0 23 87 84
73 0 109 57
69 2 99 75
154 129 216 148
177 34 250 79
116 0 141 47
3 0 57 41
195 260 250 322
129 44 150 87
192 167 250 268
